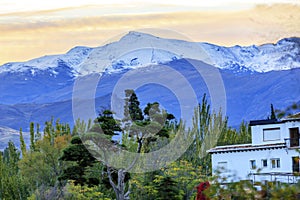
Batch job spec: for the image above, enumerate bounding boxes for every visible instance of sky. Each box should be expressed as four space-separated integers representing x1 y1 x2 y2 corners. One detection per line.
0 0 300 65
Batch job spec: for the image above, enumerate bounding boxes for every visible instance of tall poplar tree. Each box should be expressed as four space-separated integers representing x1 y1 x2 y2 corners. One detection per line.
30 122 35 151
19 127 27 156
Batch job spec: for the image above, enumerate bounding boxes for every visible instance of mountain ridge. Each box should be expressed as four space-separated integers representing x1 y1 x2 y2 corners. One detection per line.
1 32 299 75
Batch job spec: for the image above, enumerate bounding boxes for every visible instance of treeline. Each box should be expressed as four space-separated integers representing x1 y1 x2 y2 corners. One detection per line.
1 92 256 200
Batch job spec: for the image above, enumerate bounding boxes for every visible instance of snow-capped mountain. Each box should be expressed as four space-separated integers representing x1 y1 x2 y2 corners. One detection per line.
0 31 300 149
1 32 299 76
0 46 92 75
201 37 300 72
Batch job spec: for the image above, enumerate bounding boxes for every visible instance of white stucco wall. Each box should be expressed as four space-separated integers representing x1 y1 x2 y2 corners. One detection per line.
211 148 300 183
251 121 300 145
211 119 300 183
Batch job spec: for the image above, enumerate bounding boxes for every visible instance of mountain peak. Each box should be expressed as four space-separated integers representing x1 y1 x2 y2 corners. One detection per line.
118 31 161 44
276 37 300 45
66 46 92 55
123 31 157 38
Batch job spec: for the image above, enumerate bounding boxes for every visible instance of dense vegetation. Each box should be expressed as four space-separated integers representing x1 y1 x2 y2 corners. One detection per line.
0 92 299 199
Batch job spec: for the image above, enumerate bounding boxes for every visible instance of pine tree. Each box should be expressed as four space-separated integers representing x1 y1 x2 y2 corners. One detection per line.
125 89 143 122
123 89 145 140
94 110 122 136
155 176 180 200
59 136 98 186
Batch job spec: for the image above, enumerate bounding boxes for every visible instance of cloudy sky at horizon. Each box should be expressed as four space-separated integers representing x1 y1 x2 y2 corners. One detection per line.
0 0 299 65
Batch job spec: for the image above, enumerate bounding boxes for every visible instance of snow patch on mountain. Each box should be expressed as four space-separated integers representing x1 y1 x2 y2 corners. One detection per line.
105 48 180 74
0 46 92 75
200 37 300 72
0 32 299 75
74 31 208 75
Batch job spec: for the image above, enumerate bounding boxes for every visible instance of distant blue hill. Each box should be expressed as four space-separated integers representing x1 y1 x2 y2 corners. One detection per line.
0 58 299 132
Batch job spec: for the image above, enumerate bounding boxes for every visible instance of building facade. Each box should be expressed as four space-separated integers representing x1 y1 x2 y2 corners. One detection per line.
208 118 300 183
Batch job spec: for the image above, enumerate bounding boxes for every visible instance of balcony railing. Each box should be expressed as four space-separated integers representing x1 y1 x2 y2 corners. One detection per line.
249 172 300 184
284 138 300 148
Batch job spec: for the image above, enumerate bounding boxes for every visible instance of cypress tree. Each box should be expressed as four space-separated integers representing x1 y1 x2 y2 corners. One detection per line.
270 104 276 120
19 128 27 156
30 122 35 151
35 123 41 142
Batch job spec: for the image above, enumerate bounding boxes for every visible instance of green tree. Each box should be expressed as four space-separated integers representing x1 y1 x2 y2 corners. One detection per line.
30 122 35 151
154 175 181 200
36 123 41 142
270 104 276 120
184 94 228 173
238 121 251 144
19 135 71 189
19 121 72 199
65 111 132 199
44 117 55 144
3 141 20 173
123 89 144 132
94 110 122 136
0 141 30 200
152 160 204 200
184 94 211 167
275 102 300 119
129 171 159 200
126 89 144 122
19 127 27 157
64 180 111 200
217 120 251 146
217 128 239 146
85 90 178 200
59 136 99 186
72 118 93 135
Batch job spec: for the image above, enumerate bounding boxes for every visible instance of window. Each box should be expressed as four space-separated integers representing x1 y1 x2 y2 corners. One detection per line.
262 159 268 167
217 161 228 170
271 158 280 168
263 128 280 141
250 160 256 169
292 157 299 172
289 128 299 147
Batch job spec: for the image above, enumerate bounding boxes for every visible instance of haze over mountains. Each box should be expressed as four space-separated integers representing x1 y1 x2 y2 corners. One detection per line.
1 32 300 149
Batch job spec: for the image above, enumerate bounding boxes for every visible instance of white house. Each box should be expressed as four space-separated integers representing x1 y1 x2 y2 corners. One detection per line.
208 117 300 184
